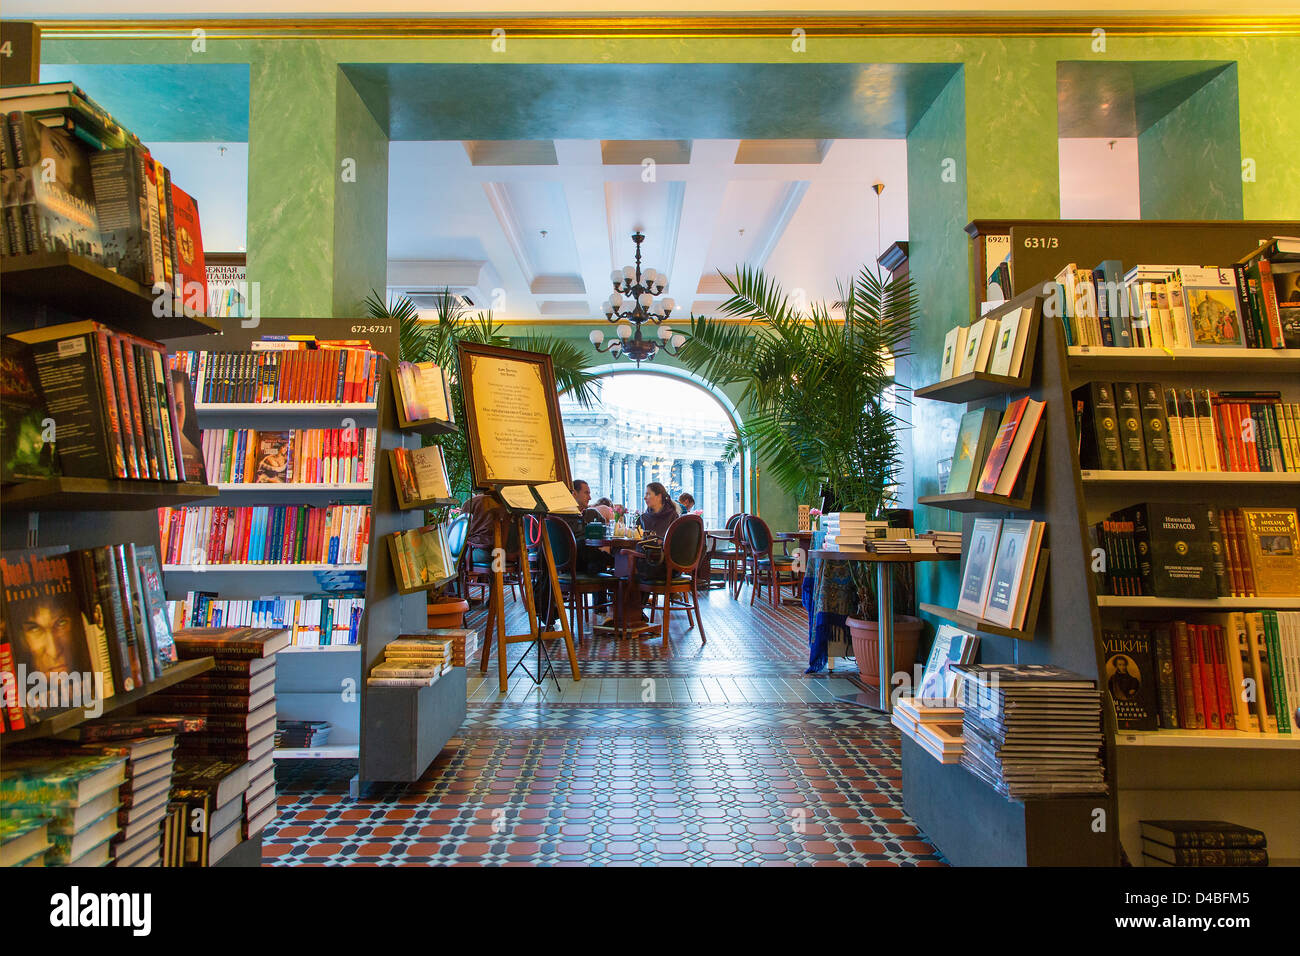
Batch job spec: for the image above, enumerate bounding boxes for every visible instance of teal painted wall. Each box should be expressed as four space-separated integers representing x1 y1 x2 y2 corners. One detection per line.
333 70 389 318
1139 64 1243 219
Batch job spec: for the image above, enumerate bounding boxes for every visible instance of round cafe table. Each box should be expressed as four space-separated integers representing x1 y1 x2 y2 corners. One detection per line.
583 537 659 636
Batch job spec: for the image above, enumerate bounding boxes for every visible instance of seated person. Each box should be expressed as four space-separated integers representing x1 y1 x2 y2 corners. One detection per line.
464 493 510 566
633 481 678 583
536 478 612 628
677 492 700 515
592 497 615 521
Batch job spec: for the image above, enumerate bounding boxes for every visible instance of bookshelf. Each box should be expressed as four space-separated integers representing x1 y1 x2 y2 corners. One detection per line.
1 477 219 512
166 319 466 787
923 219 1300 867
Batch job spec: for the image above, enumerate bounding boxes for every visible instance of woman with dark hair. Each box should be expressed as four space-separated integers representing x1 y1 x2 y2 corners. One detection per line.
603 482 680 628
637 482 678 541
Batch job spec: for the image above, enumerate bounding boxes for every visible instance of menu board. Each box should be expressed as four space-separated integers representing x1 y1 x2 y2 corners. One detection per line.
457 341 572 492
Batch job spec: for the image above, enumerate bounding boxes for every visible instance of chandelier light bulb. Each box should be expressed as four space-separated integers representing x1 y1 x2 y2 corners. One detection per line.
643 268 657 285
589 329 604 345
657 275 668 291
658 324 672 342
602 301 614 317
617 323 633 340
623 265 635 281
663 298 676 313
671 333 686 348
610 269 623 285
608 292 621 308
638 292 653 309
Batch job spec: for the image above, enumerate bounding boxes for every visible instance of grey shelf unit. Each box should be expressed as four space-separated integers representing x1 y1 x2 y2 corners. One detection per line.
166 319 464 793
908 220 1300 867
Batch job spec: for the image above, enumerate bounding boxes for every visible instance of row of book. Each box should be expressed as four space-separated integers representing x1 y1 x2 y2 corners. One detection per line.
1049 238 1300 351
394 360 454 425
1 84 207 318
1099 611 1299 736
0 544 175 730
157 504 372 568
390 444 453 505
954 663 1106 799
166 594 364 647
1091 503 1298 599
3 321 205 483
1139 820 1269 868
1077 381 1299 473
201 426 377 486
938 301 1036 381
389 524 458 592
172 346 382 406
956 519 1047 631
276 720 332 749
943 397 1045 498
367 637 454 687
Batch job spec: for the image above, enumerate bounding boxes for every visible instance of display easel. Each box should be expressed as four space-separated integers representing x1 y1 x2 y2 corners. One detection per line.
455 340 585 694
478 502 582 693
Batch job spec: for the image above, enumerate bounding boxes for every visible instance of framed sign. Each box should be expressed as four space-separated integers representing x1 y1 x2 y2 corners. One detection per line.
456 341 572 491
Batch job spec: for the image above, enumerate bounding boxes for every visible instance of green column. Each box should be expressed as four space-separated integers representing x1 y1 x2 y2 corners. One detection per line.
1138 64 1243 219
247 44 388 319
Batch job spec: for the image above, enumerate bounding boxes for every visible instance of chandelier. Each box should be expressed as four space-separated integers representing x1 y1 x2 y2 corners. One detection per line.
589 231 686 367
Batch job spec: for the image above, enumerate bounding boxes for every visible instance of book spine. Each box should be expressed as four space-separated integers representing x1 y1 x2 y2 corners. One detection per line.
1256 258 1286 349
1152 624 1179 729
1262 610 1291 734
93 329 128 478
1171 621 1202 729
26 331 115 478
1233 263 1260 349
1191 625 1220 730
1209 625 1236 734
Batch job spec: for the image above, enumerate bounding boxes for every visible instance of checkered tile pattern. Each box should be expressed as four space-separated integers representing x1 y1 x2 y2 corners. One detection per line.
265 582 943 866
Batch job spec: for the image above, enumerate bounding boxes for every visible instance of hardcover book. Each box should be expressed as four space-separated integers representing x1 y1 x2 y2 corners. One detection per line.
1238 508 1299 596
1177 266 1245 348
0 340 60 482
986 305 1032 378
1074 382 1122 471
1125 501 1219 599
1114 382 1149 471
957 518 1002 620
1137 382 1173 471
1099 629 1159 730
169 183 206 315
940 325 967 380
983 519 1044 630
946 407 1001 494
7 112 102 259
956 317 999 376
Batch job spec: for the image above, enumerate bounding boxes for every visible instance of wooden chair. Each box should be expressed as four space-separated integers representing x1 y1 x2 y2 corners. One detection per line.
637 513 707 651
743 514 800 607
705 512 748 597
543 516 615 640
467 516 524 604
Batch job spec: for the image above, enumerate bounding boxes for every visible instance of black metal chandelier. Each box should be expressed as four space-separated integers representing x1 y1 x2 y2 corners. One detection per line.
589 231 686 367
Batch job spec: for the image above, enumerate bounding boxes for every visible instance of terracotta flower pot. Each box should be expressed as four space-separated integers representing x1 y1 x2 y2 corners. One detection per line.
427 597 469 629
845 614 924 687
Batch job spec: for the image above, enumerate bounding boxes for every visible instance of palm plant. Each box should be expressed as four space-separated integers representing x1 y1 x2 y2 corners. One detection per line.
365 288 599 504
679 264 915 518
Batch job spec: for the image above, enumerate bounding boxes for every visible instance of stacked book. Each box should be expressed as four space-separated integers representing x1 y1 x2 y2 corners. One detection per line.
1139 820 1269 867
913 530 963 554
79 734 177 867
0 816 51 867
155 628 288 848
891 697 965 764
169 759 251 866
953 663 1107 800
275 720 333 749
0 752 126 866
820 513 889 550
367 637 454 687
867 537 912 554
426 628 480 668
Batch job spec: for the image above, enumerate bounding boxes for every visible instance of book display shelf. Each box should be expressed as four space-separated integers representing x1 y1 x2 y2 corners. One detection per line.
910 220 1300 868
165 320 467 793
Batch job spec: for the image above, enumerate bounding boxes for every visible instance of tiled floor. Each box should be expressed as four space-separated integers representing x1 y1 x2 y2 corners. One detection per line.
266 585 946 867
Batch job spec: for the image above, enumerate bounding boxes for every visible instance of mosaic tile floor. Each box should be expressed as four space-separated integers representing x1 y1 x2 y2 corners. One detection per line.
266 585 945 866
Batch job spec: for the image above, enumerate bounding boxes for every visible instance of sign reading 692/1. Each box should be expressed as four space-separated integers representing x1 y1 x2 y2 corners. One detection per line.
1023 236 1059 249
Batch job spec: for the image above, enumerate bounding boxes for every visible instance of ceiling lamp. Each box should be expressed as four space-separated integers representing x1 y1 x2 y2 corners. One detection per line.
588 231 685 367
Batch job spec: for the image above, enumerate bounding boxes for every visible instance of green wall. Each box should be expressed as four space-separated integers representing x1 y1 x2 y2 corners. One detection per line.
39 28 1300 539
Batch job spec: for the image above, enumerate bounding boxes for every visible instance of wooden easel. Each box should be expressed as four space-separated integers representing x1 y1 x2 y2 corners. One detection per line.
478 511 582 693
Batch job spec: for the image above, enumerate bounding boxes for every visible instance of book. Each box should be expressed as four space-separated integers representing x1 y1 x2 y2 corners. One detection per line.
0 752 126 808
1136 382 1173 471
1125 502 1219 599
956 317 999 376
1177 266 1245 348
939 325 968 381
1114 382 1149 471
87 146 154 286
1075 382 1122 471
1238 509 1299 596
988 398 1045 497
0 340 60 482
915 625 979 700
986 305 1033 378
945 407 1001 495
7 111 102 259
0 815 50 867
1142 843 1267 866
1100 629 1160 730
957 518 1002 619
395 361 452 423
172 626 291 659
169 183 206 315
1139 819 1266 849
982 519 1045 629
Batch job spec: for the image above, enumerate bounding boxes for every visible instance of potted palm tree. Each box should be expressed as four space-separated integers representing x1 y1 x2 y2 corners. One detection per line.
679 264 918 680
365 288 599 627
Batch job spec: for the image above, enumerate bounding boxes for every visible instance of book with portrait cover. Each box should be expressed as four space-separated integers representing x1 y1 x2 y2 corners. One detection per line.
1238 508 1299 596
0 339 60 482
957 518 1002 619
6 111 102 260
1099 628 1159 730
253 430 291 483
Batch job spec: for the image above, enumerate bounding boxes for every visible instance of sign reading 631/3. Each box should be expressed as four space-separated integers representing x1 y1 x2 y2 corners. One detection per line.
1023 236 1059 249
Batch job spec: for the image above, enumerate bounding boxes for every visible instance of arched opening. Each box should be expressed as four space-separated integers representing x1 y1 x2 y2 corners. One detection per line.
558 364 750 529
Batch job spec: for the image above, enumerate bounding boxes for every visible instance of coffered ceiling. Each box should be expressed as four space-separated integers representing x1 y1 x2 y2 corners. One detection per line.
385 137 909 322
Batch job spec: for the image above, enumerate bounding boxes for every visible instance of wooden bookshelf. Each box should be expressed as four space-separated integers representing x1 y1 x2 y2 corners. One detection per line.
389 365 458 436
913 370 1026 405
1113 730 1300 751
195 402 378 415
918 551 1050 642
1 251 220 338
1095 595 1300 609
3 657 215 744
214 482 373 493
917 490 1031 513
1 477 219 512
1067 346 1300 375
1080 470 1299 485
163 563 368 573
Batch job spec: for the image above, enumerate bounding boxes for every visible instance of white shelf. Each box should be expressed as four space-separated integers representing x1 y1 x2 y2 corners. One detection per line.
273 745 359 760
214 483 373 492
162 563 367 572
195 402 377 414
280 644 361 653
1068 346 1300 373
1097 596 1300 609
1081 471 1299 484
1115 730 1300 751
